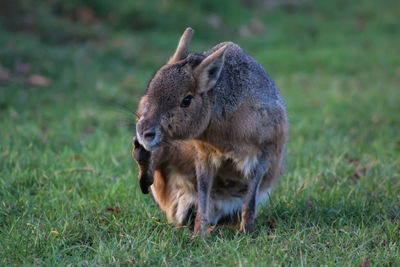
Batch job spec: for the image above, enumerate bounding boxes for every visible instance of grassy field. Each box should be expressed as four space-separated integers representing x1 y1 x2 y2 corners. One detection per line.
1 0 400 265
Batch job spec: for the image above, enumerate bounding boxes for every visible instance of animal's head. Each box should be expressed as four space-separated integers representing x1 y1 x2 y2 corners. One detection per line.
136 28 227 151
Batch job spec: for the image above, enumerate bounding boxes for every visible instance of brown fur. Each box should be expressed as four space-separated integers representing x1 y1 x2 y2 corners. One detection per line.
133 28 289 236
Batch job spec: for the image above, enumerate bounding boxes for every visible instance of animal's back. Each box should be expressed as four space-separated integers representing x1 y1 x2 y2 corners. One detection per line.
203 42 285 117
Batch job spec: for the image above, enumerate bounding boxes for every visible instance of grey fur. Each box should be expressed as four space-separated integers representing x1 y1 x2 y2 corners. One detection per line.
133 28 288 236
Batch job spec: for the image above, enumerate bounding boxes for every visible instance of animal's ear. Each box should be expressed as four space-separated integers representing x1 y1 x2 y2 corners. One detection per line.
193 45 227 93
168 27 194 64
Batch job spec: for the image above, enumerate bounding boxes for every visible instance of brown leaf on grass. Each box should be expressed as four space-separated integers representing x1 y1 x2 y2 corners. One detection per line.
0 65 11 83
345 155 360 165
69 155 83 162
29 74 51 87
296 182 306 194
305 200 313 210
355 166 366 178
266 218 276 229
359 257 371 267
106 207 121 215
353 165 367 182
125 259 136 265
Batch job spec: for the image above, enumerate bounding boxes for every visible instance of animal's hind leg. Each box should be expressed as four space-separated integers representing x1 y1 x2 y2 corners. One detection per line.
239 154 269 233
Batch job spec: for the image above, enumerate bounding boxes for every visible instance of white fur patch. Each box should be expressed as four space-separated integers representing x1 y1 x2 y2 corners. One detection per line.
208 151 260 177
209 153 223 169
256 188 271 207
207 188 271 224
135 118 144 145
208 197 243 224
232 155 259 177
168 170 197 224
175 193 196 225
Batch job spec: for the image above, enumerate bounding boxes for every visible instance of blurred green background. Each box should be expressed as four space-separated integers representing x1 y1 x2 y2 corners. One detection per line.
1 0 399 265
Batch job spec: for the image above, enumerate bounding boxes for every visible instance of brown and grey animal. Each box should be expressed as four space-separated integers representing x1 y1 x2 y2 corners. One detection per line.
133 27 288 236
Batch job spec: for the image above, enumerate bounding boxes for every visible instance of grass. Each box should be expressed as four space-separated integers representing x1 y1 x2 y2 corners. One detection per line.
1 0 400 265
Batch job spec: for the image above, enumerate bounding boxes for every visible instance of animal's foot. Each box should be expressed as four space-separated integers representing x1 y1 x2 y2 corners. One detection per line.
192 217 207 239
239 221 254 234
205 225 216 237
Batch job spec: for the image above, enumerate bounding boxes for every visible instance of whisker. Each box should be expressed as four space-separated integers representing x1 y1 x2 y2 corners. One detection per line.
133 111 141 119
112 101 141 119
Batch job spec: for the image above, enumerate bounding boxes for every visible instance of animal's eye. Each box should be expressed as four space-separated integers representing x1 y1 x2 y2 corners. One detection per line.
180 95 193 108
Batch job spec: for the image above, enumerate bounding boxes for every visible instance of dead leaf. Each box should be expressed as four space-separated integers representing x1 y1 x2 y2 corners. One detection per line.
266 218 276 229
353 165 367 181
296 182 306 194
359 257 370 267
345 155 360 165
29 74 51 87
50 230 59 238
125 259 136 265
69 155 83 162
305 200 313 209
106 207 121 215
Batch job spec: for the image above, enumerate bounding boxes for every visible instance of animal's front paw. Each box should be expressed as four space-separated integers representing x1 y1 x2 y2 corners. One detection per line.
132 137 153 194
139 172 153 194
132 137 151 164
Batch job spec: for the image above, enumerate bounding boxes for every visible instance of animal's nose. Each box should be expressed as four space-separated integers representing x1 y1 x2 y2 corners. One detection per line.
143 130 156 142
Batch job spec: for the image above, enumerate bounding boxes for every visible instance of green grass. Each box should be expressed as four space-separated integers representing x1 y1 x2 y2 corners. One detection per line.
1 0 400 265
